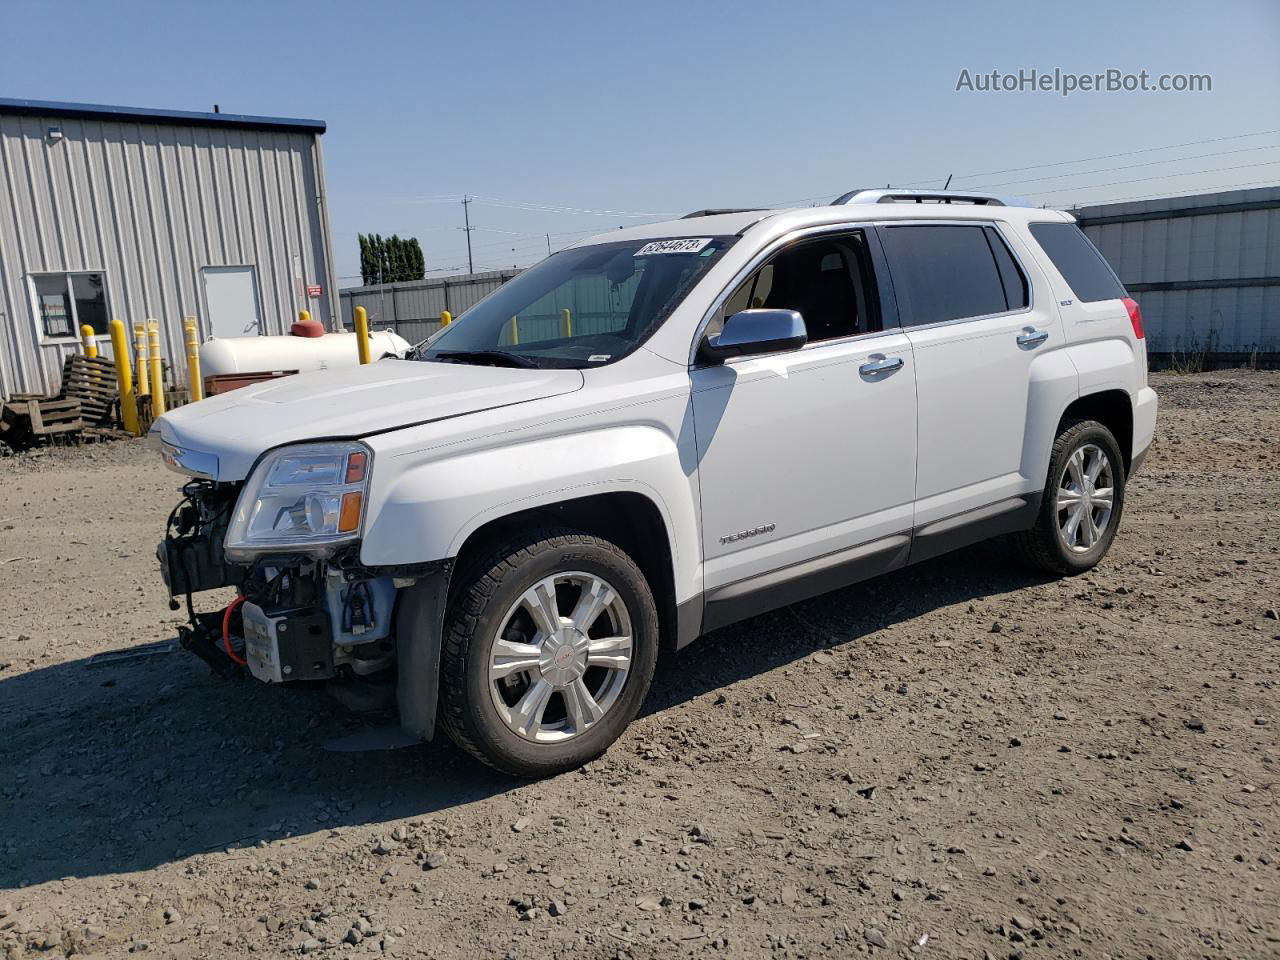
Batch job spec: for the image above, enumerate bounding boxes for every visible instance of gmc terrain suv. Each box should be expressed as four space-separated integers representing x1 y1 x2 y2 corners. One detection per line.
152 189 1157 777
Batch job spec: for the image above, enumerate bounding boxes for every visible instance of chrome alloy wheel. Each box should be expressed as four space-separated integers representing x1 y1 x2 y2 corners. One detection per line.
487 572 633 743
1055 443 1115 553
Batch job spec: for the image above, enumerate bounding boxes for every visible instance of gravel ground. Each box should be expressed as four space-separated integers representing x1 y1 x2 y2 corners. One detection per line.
1 370 1277 960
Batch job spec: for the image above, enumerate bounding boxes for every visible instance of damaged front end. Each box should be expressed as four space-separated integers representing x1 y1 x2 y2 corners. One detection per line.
159 479 397 685
155 441 451 741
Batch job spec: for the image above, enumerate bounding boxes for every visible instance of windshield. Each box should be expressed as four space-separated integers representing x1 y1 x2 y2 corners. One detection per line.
415 236 735 368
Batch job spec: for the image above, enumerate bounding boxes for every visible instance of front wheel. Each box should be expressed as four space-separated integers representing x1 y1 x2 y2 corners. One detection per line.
439 526 659 777
1012 418 1127 575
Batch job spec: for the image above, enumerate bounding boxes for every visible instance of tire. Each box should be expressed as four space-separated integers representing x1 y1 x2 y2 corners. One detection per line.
439 525 659 777
1011 418 1127 575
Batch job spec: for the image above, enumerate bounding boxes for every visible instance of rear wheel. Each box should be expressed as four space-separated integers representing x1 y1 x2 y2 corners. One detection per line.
439 527 658 777
1012 418 1126 575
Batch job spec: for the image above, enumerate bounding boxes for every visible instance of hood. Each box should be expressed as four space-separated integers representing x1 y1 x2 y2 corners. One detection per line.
153 359 584 481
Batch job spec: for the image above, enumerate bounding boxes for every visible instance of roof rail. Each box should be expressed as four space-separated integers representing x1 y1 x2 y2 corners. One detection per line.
832 188 1011 207
680 208 764 219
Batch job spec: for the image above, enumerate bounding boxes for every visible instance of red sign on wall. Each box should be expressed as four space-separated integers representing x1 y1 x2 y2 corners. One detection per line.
306 284 322 298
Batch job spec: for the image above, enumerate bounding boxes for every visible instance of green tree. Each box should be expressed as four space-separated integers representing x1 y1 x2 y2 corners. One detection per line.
357 233 426 285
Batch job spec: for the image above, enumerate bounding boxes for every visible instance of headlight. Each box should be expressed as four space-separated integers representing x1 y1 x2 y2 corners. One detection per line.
224 442 371 560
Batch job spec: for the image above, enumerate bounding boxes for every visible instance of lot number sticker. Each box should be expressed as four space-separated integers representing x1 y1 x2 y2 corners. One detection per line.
635 238 712 256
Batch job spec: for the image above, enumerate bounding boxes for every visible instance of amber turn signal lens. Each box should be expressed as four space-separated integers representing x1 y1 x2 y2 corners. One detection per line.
344 451 368 484
338 492 363 532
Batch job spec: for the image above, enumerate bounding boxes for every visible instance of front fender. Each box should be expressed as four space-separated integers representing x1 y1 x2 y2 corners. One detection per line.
360 423 700 603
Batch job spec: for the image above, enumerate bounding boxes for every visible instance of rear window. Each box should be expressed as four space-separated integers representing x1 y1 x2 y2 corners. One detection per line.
879 224 1024 326
1028 222 1126 303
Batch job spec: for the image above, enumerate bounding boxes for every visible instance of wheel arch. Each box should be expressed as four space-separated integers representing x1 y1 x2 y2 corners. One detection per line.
451 489 684 653
1060 388 1135 472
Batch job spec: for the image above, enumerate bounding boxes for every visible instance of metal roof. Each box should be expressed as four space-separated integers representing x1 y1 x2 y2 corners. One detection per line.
0 97 325 134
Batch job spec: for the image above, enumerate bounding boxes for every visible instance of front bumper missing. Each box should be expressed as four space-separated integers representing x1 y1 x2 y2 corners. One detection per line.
242 601 335 683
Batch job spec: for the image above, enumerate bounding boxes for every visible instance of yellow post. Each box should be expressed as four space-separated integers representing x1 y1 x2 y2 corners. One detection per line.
440 310 452 327
133 322 150 396
561 308 572 339
353 306 372 365
80 324 98 358
509 316 520 345
147 320 166 416
184 317 203 402
108 319 139 435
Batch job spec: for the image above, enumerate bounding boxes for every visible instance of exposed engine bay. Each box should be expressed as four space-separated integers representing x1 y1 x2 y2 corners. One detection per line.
158 480 398 685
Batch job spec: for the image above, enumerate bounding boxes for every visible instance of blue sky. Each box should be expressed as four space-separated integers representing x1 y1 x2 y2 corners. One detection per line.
3 0 1278 285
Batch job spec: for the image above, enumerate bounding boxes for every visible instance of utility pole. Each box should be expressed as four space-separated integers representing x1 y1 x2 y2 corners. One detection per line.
461 195 475 275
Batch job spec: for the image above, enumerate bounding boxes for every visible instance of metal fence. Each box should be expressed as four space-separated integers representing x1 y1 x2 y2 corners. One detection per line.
339 270 520 344
1075 185 1280 360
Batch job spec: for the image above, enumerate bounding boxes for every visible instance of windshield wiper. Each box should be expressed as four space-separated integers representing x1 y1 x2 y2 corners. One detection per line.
429 350 540 369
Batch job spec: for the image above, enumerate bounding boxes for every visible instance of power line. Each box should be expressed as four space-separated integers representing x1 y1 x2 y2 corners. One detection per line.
1064 177 1280 208
759 127 1280 207
1014 159 1280 199
966 143 1280 191
893 127 1280 187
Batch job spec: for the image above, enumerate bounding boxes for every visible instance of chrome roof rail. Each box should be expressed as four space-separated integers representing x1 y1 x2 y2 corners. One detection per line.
680 208 765 218
832 188 1015 207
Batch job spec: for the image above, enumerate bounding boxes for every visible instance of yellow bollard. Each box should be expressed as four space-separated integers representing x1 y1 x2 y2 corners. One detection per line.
108 319 139 435
80 324 98 358
561 308 572 339
354 306 372 365
147 320 166 416
440 310 452 327
509 316 520 345
184 318 203 402
133 322 150 396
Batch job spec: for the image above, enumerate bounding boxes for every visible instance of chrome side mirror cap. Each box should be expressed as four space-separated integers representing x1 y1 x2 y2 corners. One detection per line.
699 309 807 363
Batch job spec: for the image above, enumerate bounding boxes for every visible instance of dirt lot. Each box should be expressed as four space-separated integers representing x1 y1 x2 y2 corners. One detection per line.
1 370 1277 960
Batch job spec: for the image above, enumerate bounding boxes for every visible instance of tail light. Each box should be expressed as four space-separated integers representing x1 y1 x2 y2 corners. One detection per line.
1122 297 1145 340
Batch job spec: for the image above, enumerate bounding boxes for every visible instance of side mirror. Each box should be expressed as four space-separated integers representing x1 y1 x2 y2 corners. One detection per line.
699 309 807 363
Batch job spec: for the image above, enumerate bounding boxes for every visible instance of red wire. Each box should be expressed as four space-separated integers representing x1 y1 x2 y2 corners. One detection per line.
221 595 247 665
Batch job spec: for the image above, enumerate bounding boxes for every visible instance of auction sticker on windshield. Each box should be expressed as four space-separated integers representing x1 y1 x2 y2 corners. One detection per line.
635 238 712 256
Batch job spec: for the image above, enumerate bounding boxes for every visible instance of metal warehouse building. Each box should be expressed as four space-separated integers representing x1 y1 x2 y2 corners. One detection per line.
0 98 338 400
1076 185 1280 358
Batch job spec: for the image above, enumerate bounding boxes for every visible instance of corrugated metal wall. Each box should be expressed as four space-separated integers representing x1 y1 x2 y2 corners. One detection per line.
339 270 520 344
0 110 335 398
1076 186 1280 355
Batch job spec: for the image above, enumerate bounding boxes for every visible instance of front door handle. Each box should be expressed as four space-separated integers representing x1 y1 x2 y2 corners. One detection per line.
1017 327 1049 348
859 354 904 376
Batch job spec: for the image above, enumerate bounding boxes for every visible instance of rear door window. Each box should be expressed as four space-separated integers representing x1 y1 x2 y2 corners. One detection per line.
1028 222 1126 302
878 224 1014 326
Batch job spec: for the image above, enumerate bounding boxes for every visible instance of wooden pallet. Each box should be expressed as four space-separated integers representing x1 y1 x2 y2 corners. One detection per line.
0 397 84 448
59 354 118 426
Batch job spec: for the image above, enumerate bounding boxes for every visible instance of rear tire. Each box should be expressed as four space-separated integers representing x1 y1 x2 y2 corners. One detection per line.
1011 418 1126 575
439 526 659 777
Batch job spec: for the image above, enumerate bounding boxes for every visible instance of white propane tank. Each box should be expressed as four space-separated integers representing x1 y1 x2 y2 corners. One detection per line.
199 329 412 377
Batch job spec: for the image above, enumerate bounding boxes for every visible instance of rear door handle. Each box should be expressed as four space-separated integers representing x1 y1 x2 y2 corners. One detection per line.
1017 327 1049 348
859 355 904 376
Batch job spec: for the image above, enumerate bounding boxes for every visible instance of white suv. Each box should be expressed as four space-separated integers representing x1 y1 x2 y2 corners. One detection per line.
153 189 1157 776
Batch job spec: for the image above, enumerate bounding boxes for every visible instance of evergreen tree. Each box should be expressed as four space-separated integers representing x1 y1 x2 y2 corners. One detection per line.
356 233 426 285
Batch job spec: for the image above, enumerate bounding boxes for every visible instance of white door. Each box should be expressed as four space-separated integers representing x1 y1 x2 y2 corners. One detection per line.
690 229 917 626
201 266 262 338
878 222 1062 528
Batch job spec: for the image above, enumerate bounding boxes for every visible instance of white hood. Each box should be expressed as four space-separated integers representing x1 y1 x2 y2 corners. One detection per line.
153 359 584 481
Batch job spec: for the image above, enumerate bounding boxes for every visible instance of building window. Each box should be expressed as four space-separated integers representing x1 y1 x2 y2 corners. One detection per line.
31 272 109 340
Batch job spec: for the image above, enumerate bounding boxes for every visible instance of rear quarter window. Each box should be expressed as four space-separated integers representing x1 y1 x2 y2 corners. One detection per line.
1028 222 1126 303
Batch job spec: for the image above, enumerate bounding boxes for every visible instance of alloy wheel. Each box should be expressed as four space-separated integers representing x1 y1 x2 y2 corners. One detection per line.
487 572 633 743
1055 443 1115 553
